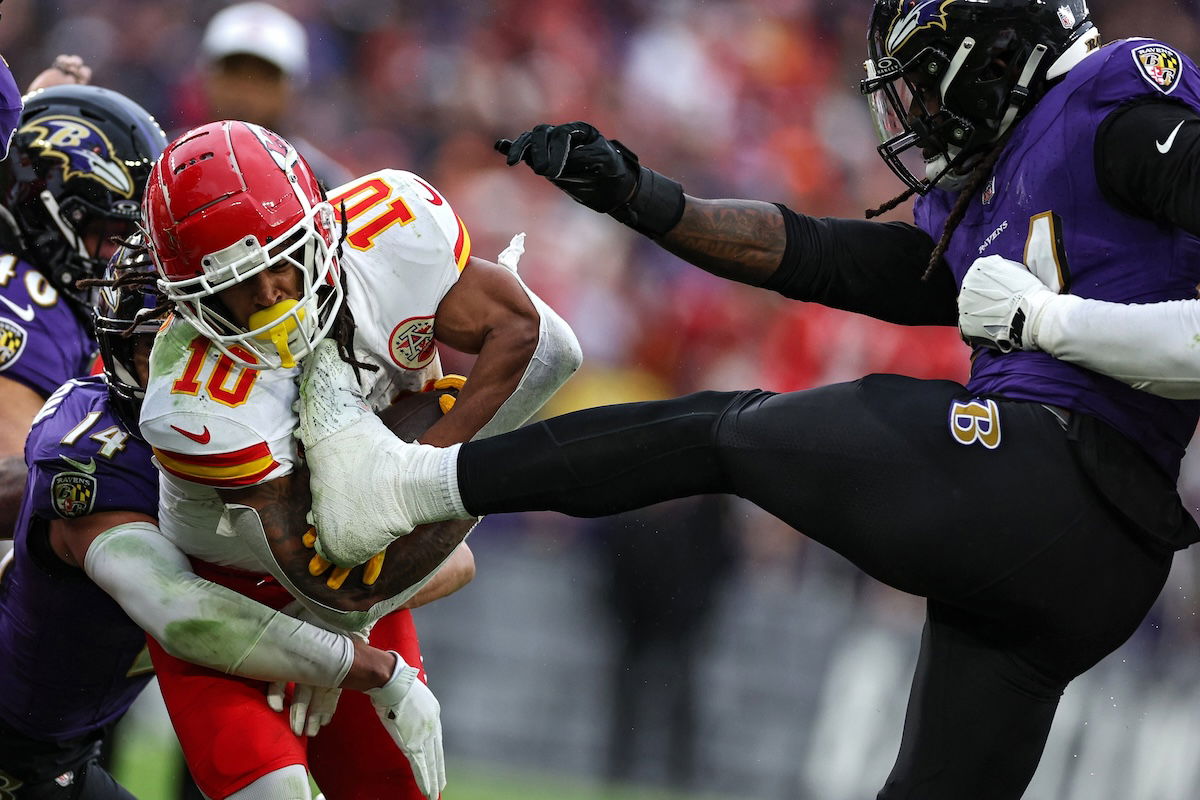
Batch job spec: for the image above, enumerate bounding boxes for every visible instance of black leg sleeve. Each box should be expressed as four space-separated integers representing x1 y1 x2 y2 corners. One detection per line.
457 391 744 517
877 603 1064 800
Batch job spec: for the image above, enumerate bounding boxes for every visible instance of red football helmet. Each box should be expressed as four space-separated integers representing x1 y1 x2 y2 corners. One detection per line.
143 120 342 369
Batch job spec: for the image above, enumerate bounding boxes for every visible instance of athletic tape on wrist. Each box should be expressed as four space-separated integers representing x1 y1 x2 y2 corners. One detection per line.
609 166 685 238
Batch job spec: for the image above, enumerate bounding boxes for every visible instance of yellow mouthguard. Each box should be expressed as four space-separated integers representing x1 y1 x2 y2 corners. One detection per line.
248 300 306 368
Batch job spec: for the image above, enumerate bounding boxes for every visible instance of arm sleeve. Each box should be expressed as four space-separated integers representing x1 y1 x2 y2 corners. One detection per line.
84 521 355 686
1032 293 1200 399
763 206 959 326
474 234 583 440
1096 99 1200 234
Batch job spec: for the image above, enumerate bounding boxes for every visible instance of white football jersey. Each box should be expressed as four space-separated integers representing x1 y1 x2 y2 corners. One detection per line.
140 170 471 569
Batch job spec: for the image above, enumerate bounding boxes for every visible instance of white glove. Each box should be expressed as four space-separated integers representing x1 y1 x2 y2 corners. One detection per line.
958 255 1058 352
367 652 445 800
297 339 462 567
496 232 525 272
264 601 352 737
267 680 342 738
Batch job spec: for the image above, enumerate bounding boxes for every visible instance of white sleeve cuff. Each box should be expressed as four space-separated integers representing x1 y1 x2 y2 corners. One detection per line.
473 280 583 440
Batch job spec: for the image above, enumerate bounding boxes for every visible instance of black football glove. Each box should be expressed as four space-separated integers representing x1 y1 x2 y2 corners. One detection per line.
496 122 685 237
495 122 638 213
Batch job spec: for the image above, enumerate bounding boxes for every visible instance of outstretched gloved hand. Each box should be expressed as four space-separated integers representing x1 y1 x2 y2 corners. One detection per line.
496 121 640 213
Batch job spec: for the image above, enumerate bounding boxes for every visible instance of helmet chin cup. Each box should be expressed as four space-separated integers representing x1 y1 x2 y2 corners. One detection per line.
925 154 971 192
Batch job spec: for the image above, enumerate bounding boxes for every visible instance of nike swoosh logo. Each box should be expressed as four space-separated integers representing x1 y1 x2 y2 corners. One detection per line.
59 455 96 474
1157 120 1186 154
170 424 212 445
0 294 34 322
413 176 444 205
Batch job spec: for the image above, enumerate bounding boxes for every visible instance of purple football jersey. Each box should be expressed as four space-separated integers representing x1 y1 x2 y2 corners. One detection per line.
914 38 1200 479
0 254 97 398
0 53 19 159
0 377 157 741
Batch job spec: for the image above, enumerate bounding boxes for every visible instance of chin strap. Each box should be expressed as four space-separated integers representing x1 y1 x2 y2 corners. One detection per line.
997 43 1050 137
939 36 977 99
38 190 89 264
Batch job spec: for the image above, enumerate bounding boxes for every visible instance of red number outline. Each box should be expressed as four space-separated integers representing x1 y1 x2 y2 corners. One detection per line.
330 177 415 252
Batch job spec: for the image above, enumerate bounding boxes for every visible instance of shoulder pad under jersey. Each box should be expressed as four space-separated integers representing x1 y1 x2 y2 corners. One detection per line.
330 171 468 400
0 254 95 397
140 317 297 488
25 377 157 520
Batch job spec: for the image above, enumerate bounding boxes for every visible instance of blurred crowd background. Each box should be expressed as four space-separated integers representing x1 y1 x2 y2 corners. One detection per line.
7 1 1200 798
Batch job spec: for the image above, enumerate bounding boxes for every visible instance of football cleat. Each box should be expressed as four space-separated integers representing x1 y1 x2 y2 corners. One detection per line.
297 339 466 567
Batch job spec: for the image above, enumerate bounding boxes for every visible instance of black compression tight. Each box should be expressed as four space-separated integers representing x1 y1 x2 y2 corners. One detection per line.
459 390 738 518
457 377 1173 800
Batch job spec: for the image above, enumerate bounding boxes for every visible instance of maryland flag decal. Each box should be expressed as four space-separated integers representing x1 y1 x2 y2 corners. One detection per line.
1132 43 1182 95
0 318 26 371
51 472 96 518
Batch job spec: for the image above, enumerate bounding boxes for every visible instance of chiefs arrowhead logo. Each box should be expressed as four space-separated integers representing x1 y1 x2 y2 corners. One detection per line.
388 316 437 370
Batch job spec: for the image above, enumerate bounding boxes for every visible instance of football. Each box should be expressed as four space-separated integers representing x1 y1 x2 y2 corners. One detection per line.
378 384 458 442
288 381 474 613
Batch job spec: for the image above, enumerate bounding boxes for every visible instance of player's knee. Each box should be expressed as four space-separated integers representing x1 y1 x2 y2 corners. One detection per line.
224 765 311 800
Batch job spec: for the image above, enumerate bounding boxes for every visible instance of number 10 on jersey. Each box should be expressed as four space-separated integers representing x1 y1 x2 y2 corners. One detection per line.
171 336 258 407
330 177 415 251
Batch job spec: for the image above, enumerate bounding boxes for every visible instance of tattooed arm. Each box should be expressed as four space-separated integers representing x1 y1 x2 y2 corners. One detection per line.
497 121 956 324
657 195 957 325
658 197 787 287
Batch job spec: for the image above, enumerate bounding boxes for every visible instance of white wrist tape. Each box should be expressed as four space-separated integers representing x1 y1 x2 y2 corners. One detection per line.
84 521 353 686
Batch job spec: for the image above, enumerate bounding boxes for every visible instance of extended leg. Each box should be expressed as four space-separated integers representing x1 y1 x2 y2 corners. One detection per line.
460 376 1090 599
459 390 741 516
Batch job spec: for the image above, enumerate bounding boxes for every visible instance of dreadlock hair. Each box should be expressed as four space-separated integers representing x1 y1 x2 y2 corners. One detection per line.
863 129 1015 282
922 129 1014 281
327 199 378 384
76 235 172 338
865 185 919 220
